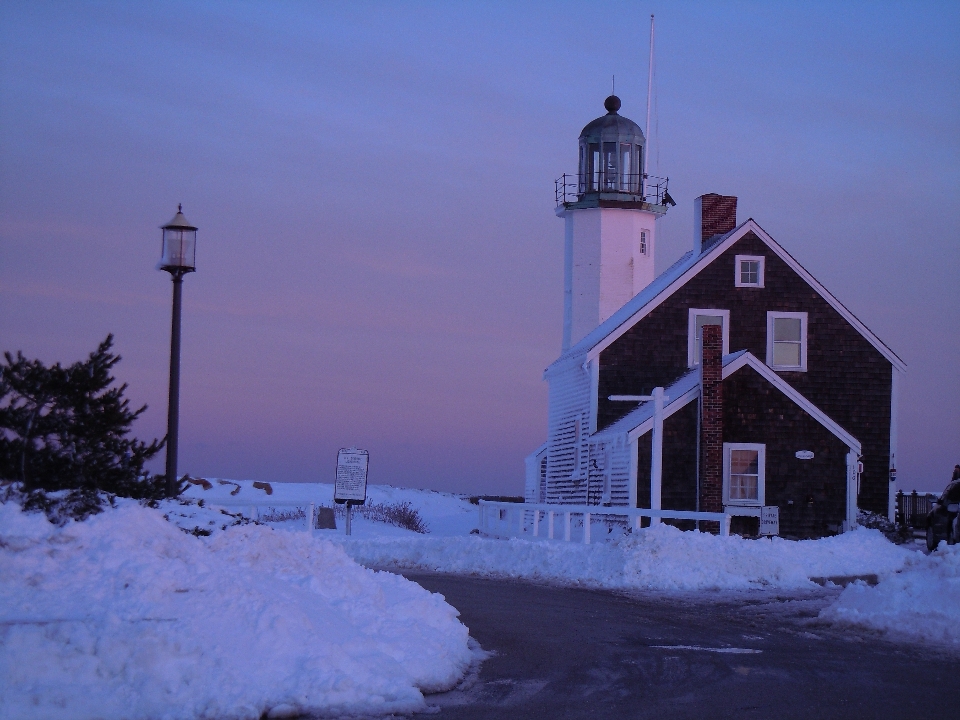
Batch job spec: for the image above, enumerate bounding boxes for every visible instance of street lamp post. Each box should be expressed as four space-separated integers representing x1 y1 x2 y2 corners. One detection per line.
159 205 197 496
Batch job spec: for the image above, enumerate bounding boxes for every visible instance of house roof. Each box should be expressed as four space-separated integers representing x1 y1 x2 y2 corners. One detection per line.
545 219 905 375
594 351 861 455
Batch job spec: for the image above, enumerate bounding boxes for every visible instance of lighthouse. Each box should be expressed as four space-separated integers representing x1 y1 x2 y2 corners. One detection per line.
555 95 673 351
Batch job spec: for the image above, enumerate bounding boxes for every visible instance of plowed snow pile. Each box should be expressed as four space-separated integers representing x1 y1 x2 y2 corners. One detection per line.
0 501 472 720
338 522 909 591
821 542 960 644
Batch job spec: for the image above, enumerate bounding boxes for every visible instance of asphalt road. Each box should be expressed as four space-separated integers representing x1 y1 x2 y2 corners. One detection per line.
395 572 958 720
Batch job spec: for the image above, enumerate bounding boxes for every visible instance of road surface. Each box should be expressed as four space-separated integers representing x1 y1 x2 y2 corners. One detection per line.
395 571 957 720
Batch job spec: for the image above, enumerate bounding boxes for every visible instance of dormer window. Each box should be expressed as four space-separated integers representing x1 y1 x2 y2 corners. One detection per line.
735 255 765 288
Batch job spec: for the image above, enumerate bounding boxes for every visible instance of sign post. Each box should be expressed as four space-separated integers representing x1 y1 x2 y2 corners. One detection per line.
335 448 368 536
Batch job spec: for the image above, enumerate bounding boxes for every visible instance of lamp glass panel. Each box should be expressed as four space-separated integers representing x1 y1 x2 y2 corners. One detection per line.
602 142 617 189
161 228 196 269
620 143 632 191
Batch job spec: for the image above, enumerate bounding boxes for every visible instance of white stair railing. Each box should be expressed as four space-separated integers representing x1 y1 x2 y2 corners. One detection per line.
478 500 732 543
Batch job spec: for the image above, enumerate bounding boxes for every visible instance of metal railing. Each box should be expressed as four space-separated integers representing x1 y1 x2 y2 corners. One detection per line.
555 172 669 207
478 500 731 544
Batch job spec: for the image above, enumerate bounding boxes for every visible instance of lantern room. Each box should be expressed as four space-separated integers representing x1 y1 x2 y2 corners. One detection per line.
578 95 645 197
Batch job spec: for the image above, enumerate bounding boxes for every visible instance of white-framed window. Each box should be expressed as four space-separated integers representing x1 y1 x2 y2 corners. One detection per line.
687 308 730 367
639 230 648 256
723 443 765 507
766 311 808 371
734 255 765 288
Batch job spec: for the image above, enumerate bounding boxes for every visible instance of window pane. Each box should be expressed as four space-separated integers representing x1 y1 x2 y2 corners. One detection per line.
740 260 758 284
731 474 759 500
620 143 632 191
730 449 758 474
603 142 617 189
589 144 599 190
774 317 801 342
773 341 801 366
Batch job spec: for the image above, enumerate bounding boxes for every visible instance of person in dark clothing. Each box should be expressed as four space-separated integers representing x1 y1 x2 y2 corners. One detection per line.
953 465 960 482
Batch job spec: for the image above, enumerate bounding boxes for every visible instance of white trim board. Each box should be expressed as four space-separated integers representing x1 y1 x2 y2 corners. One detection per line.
579 219 905 372
618 352 861 455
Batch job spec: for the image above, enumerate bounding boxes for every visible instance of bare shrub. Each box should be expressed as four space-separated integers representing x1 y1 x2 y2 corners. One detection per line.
258 507 305 523
315 501 428 534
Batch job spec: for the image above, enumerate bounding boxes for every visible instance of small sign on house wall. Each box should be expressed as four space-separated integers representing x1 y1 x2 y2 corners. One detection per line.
335 448 368 504
760 506 780 536
795 450 814 460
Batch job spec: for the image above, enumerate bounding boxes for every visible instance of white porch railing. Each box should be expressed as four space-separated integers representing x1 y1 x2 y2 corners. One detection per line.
478 500 732 543
204 499 318 533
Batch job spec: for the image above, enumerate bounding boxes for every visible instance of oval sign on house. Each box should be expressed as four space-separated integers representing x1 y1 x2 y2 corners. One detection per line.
795 450 815 460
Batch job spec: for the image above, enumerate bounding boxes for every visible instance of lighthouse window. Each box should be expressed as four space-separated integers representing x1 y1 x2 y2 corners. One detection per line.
639 231 647 255
620 143 632 191
602 142 617 190
578 145 586 192
589 143 600 191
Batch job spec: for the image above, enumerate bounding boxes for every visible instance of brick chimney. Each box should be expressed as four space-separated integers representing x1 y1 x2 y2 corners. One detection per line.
699 324 724 521
694 194 737 252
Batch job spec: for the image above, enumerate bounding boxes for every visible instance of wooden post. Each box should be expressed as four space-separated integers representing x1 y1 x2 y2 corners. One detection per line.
548 511 555 539
583 512 591 544
651 386 664 525
564 512 571 541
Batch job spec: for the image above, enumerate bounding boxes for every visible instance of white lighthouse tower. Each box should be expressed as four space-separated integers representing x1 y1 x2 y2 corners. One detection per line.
556 95 673 351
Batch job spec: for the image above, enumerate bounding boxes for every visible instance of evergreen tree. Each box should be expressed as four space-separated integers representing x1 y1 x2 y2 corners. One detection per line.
0 335 169 517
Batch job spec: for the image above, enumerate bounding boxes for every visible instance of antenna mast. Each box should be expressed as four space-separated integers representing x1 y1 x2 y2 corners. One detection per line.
644 14 655 183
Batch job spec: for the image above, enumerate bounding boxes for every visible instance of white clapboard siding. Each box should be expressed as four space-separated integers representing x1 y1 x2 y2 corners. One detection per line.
524 443 548 503
545 362 592 504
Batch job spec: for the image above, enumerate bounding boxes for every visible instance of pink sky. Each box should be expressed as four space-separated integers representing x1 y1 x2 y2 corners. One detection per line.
1 2 957 493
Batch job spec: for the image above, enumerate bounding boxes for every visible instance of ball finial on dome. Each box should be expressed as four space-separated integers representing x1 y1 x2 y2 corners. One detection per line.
604 95 621 113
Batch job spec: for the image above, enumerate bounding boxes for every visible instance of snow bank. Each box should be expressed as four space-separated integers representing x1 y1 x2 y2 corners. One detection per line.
336 522 909 591
821 543 960 644
0 501 472 720
178 479 477 537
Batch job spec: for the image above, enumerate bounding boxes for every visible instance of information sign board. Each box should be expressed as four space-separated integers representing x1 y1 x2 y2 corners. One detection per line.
760 505 780 536
334 448 368 504
795 450 815 460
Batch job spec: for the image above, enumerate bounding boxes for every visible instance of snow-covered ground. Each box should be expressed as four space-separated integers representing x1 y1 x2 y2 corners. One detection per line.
820 542 960 645
176 477 477 538
335 521 910 591
173 481 960 645
5 478 955 720
174 479 960 645
0 499 474 720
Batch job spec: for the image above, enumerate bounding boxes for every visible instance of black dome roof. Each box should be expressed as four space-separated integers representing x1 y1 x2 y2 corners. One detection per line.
579 95 645 143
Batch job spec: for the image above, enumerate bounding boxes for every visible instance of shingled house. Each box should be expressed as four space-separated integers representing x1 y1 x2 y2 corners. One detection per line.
526 98 903 538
